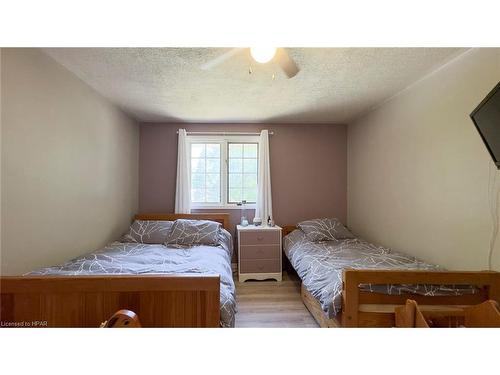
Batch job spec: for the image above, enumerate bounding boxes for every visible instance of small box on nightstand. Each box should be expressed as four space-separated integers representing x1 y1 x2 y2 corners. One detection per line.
237 225 282 282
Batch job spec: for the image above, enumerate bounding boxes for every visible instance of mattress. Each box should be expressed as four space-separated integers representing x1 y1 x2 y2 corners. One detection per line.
27 229 236 328
283 229 477 319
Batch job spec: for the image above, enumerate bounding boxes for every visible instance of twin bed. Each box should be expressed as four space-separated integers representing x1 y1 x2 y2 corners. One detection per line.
282 219 500 327
1 214 499 328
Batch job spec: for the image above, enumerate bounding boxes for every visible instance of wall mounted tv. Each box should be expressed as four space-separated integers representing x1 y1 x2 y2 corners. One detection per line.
470 81 500 169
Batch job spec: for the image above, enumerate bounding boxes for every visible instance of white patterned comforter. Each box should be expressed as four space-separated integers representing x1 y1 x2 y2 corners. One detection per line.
27 231 236 327
284 230 477 318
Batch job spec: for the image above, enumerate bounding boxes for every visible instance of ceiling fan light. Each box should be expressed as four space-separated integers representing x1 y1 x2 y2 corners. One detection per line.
250 47 277 63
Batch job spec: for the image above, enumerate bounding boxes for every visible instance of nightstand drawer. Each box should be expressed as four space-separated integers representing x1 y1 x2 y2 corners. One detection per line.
240 259 281 273
240 245 280 260
240 230 280 245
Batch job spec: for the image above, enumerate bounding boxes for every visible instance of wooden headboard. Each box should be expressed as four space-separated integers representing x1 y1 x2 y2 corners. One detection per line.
282 225 298 237
134 213 231 231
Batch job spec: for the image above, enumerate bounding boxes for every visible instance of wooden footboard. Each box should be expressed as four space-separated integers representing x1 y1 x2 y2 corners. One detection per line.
342 269 500 327
0 274 220 328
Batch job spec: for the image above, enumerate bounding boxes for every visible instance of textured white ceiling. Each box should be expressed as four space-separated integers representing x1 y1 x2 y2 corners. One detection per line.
43 48 465 123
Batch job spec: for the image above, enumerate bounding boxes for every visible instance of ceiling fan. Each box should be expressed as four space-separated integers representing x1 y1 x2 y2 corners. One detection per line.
200 47 300 78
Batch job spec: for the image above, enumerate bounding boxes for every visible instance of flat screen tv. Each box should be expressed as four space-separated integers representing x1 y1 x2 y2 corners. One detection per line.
470 81 500 169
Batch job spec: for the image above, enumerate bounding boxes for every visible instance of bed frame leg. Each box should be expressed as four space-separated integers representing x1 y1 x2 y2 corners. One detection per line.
342 269 359 327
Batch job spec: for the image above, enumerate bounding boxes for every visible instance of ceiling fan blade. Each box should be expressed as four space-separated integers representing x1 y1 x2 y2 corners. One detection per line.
200 48 245 70
275 48 300 78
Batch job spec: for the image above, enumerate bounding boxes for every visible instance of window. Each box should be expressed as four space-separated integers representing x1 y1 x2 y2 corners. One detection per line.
228 143 258 203
190 143 221 203
188 136 259 208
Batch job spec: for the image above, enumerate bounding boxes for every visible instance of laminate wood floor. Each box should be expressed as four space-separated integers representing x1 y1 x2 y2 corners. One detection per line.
234 270 319 327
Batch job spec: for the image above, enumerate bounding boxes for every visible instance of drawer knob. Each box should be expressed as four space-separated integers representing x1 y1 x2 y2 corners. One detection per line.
257 237 264 241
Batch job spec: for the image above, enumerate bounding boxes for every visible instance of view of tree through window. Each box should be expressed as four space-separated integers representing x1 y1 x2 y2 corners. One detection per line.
228 143 258 203
190 143 221 203
189 139 259 206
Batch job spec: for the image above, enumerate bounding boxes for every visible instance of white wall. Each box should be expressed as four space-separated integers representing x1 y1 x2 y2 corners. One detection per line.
348 48 500 271
1 48 139 275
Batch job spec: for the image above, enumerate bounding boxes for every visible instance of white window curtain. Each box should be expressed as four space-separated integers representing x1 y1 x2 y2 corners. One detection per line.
255 130 273 223
175 129 191 213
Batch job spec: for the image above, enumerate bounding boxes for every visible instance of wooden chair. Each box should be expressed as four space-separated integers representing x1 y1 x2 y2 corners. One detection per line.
100 309 142 328
463 300 500 328
395 299 500 328
395 300 430 327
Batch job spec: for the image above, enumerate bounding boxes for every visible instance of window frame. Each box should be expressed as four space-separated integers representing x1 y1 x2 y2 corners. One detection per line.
226 141 259 205
187 135 259 209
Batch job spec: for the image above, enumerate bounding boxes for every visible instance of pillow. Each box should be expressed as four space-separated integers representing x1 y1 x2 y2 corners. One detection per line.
297 218 355 242
165 219 221 246
121 220 173 244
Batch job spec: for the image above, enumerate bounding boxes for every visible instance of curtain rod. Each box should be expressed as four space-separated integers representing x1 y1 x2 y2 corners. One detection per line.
177 130 274 136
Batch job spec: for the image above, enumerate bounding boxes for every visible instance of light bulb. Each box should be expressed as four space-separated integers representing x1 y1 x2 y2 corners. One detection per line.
250 47 277 63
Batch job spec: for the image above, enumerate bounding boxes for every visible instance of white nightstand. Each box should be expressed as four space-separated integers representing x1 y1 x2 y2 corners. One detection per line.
237 225 282 282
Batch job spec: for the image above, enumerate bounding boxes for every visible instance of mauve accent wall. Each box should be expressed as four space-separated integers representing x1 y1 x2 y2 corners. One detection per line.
139 123 347 234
